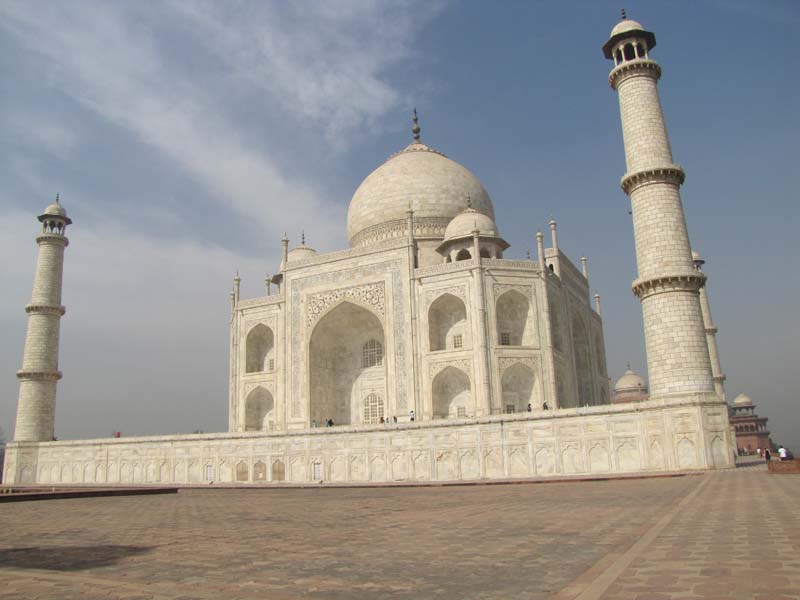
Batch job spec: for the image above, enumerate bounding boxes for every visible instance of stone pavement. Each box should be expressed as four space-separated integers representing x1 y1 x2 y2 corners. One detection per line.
0 468 797 599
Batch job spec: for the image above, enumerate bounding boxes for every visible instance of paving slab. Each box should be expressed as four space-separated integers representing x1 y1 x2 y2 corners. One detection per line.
0 469 797 599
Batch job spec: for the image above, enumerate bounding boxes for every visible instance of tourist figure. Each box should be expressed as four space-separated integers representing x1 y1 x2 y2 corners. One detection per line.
778 445 788 461
542 401 549 410
527 403 532 412
312 419 317 428
409 410 415 422
393 416 397 423
380 416 385 424
764 449 771 462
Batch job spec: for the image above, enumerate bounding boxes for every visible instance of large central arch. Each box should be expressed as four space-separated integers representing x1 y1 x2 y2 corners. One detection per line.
309 301 386 426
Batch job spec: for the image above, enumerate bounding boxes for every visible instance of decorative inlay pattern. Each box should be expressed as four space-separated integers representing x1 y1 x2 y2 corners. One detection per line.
306 282 385 327
237 294 284 310
497 356 539 374
493 284 532 301
428 358 472 379
350 217 453 248
482 259 538 271
425 285 467 307
243 381 274 397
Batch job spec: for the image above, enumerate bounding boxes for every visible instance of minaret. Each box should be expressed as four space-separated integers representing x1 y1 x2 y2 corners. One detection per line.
604 15 717 400
692 251 726 402
14 196 72 442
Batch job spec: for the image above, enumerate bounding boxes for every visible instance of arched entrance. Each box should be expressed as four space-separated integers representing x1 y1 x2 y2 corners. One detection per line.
309 301 386 426
501 363 536 413
432 366 472 419
495 290 532 346
244 387 274 431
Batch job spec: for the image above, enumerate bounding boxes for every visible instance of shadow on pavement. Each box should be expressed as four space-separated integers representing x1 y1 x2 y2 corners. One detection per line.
0 545 154 571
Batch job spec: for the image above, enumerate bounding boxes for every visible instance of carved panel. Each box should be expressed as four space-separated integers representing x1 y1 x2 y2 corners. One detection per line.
497 356 540 374
493 283 533 301
306 282 385 327
425 285 468 307
428 358 472 380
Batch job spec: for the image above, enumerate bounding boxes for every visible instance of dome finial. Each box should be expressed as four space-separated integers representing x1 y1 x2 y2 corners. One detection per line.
621 7 627 20
412 108 421 143
301 230 306 245
627 362 631 370
55 192 60 204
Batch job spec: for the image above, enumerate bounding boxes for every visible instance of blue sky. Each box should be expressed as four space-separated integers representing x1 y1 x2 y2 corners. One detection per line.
1 1 798 450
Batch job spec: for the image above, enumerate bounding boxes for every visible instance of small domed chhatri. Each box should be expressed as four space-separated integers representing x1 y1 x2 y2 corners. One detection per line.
38 193 72 225
733 393 753 406
444 207 499 241
613 366 649 404
286 232 317 263
347 110 495 250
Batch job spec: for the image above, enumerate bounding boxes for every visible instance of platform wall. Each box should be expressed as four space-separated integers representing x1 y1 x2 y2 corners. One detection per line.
2 397 734 485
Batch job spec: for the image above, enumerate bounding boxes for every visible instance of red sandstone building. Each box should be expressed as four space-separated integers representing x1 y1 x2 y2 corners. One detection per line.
730 394 773 455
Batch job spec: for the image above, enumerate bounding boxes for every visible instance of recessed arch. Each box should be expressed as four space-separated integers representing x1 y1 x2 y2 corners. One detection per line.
495 289 532 346
432 366 472 419
245 324 274 373
501 363 537 413
551 302 564 352
245 386 274 431
309 301 386 426
571 314 593 406
428 293 468 352
455 248 471 261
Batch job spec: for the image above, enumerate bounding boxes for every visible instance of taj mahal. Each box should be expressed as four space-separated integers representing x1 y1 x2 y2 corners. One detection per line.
3 15 736 486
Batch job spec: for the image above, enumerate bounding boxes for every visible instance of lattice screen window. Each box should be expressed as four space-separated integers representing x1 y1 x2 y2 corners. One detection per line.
363 393 385 424
457 406 467 418
362 339 384 368
506 404 515 414
500 332 511 346
268 358 275 372
453 334 463 349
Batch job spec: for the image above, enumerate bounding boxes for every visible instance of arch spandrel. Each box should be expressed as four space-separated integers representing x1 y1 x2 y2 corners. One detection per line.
306 282 386 329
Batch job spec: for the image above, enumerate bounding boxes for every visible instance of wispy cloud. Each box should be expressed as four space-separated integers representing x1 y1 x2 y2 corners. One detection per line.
0 1 443 246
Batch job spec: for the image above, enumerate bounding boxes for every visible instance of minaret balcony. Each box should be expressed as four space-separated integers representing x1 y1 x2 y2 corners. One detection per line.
609 59 661 89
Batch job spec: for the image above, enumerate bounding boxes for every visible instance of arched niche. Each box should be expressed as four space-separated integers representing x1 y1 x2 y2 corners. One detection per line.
428 293 468 352
432 366 472 419
571 315 593 406
309 301 386 426
594 333 606 376
501 363 537 413
245 324 274 373
245 386 274 431
550 302 563 352
455 248 471 261
495 290 532 346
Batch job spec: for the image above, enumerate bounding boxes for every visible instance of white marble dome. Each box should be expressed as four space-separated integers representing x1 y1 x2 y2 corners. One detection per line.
614 368 647 394
444 208 499 241
347 141 495 247
733 393 753 406
42 202 67 218
287 243 317 262
610 18 645 37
